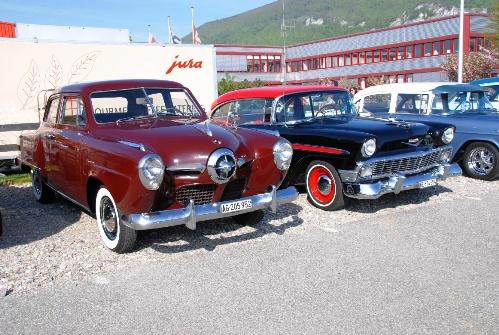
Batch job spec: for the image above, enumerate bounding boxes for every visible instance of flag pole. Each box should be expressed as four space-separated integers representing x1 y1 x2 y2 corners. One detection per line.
191 6 195 45
167 16 171 44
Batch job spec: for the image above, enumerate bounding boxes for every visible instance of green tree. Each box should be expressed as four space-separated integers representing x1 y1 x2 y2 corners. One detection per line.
218 73 266 95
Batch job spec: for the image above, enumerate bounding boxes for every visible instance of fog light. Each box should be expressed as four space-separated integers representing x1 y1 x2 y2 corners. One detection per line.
359 165 373 178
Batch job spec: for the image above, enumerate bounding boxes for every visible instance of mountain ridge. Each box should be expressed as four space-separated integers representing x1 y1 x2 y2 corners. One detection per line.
184 0 492 45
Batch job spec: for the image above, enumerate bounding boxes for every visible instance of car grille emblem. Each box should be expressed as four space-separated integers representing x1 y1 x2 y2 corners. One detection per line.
207 148 236 184
403 137 424 147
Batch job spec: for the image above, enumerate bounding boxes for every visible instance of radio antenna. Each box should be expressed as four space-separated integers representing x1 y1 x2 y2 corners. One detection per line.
280 0 293 86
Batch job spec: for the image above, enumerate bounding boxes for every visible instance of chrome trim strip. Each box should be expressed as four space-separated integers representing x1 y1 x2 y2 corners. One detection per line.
118 140 146 152
121 186 299 231
166 163 206 173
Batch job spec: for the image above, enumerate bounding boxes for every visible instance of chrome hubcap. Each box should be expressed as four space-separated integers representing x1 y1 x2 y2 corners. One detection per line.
32 171 42 197
317 175 332 195
100 196 117 240
468 147 495 176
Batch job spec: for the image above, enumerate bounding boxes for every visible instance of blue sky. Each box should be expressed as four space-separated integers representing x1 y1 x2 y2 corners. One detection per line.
0 0 274 42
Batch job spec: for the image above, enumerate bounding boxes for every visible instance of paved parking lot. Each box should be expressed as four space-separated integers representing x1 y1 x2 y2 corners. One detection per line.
0 176 498 334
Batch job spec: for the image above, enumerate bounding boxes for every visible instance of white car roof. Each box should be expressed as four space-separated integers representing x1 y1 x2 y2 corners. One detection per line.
354 82 456 101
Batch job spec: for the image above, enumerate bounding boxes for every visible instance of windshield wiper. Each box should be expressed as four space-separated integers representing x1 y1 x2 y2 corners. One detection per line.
115 114 156 124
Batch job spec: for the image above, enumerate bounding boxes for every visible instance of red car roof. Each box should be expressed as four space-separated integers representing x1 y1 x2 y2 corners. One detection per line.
57 79 184 94
212 85 347 110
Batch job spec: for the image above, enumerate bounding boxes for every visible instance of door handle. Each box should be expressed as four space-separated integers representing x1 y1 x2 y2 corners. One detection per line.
45 133 55 140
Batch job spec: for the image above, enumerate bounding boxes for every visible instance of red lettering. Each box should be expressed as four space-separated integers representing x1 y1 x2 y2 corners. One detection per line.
165 55 203 75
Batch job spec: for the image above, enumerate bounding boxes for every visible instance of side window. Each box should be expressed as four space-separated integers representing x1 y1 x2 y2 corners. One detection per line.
60 96 86 127
396 94 423 114
44 96 60 124
362 94 391 114
211 102 235 122
212 99 271 125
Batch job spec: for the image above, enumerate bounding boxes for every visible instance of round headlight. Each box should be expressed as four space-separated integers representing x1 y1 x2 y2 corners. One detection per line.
273 138 293 170
442 128 454 144
361 138 376 158
138 154 165 190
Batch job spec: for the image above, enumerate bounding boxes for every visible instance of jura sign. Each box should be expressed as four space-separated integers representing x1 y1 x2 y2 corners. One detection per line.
166 55 203 75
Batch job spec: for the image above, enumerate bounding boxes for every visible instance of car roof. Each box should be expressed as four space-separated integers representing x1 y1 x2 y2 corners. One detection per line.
470 77 499 86
432 83 487 93
212 85 347 109
354 83 450 99
55 79 185 94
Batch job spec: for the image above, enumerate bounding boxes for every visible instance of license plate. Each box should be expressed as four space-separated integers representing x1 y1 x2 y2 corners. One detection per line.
419 179 437 188
220 199 252 214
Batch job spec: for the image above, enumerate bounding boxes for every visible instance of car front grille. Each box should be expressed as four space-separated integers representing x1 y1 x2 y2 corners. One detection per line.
371 150 443 177
175 184 215 205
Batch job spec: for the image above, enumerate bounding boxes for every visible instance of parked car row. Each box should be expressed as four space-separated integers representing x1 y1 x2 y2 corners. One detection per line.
16 79 497 253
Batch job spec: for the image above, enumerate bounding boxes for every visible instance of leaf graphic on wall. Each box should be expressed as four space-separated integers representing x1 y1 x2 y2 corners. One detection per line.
45 55 63 89
17 60 40 110
67 51 100 83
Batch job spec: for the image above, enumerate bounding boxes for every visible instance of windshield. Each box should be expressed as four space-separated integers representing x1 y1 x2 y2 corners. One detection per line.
90 87 203 123
431 90 497 114
274 91 355 123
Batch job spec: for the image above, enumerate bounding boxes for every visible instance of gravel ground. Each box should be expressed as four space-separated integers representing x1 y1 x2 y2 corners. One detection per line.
1 176 498 296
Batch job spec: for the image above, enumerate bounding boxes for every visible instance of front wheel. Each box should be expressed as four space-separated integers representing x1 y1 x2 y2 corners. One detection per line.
96 187 137 253
305 161 346 211
462 142 499 181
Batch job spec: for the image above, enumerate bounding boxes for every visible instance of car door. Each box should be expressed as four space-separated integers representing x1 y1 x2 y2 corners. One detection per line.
42 95 61 182
48 94 88 201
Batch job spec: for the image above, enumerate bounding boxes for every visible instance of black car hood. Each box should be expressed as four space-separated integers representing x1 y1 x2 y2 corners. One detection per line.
279 116 432 154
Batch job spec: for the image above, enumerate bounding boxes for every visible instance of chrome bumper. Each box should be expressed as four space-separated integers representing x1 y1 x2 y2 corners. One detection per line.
343 163 462 200
121 186 298 231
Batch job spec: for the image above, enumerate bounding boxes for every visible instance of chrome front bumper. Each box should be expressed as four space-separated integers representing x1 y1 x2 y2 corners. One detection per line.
343 163 462 199
121 186 298 231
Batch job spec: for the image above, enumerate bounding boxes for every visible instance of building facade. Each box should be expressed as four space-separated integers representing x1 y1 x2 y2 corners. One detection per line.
215 13 496 87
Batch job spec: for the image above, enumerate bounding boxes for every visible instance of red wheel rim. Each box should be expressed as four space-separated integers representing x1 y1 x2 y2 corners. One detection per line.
307 165 336 206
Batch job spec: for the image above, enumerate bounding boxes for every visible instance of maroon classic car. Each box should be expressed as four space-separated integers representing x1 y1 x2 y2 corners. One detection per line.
19 80 297 253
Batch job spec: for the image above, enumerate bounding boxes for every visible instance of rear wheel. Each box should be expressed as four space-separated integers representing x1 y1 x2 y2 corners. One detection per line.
462 142 498 180
31 169 54 204
305 161 345 211
96 187 137 253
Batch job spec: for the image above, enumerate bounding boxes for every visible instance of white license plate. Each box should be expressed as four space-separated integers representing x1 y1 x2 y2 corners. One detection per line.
220 199 252 214
419 179 437 188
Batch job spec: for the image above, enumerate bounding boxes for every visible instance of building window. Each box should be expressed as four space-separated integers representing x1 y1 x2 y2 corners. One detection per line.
366 51 373 64
415 44 423 57
382 49 388 62
345 54 351 66
397 46 405 60
424 42 432 56
397 74 404 83
444 40 452 54
352 53 358 65
405 74 413 83
433 41 441 55
453 39 459 53
470 38 476 52
338 56 344 67
389 48 396 61
373 50 380 63
406 45 413 59
359 52 366 64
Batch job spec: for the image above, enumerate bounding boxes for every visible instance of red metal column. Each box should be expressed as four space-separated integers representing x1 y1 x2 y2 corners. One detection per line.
463 13 471 54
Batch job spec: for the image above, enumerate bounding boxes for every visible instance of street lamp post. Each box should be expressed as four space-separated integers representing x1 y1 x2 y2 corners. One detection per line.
458 0 465 83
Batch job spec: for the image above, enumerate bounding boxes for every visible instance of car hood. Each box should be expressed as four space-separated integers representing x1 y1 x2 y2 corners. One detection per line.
286 116 432 152
93 118 257 168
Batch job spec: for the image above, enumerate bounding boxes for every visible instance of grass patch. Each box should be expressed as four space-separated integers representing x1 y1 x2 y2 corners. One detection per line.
0 172 31 186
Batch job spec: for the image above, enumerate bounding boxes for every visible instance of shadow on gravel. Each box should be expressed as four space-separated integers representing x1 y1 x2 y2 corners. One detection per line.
138 203 303 254
0 185 82 250
346 184 453 214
